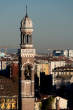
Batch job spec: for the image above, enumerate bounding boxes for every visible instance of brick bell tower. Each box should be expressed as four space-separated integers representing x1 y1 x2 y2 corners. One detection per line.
19 6 36 110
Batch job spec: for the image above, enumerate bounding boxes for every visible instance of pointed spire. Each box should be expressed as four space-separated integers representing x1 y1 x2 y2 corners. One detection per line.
25 4 28 17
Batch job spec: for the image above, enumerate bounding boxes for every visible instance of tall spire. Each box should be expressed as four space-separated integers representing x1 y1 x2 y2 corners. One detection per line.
26 4 28 17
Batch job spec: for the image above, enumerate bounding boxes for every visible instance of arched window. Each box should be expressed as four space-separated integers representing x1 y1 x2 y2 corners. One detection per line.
24 64 32 80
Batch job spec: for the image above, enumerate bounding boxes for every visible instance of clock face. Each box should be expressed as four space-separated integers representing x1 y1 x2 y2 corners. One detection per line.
24 65 32 80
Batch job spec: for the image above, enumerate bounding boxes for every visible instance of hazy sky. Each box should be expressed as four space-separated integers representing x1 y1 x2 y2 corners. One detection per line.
0 0 73 52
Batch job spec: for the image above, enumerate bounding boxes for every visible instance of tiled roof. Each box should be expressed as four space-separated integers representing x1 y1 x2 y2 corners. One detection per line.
53 65 73 72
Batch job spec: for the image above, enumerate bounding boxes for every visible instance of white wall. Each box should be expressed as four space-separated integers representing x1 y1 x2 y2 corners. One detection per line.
64 49 73 58
52 96 68 109
50 61 66 85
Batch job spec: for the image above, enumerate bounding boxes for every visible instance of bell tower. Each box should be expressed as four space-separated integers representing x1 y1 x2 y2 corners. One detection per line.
19 6 36 110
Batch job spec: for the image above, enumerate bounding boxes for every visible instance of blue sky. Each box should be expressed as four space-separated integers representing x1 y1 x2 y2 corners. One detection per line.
0 0 73 52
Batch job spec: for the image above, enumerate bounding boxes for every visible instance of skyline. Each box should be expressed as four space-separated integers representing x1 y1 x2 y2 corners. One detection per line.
0 0 73 52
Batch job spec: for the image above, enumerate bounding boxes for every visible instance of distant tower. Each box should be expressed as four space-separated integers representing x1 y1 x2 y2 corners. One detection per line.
19 5 36 110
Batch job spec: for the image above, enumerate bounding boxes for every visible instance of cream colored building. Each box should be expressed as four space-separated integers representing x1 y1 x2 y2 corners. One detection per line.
0 60 6 70
34 101 42 110
50 61 66 74
52 96 68 109
64 49 73 58
53 65 73 87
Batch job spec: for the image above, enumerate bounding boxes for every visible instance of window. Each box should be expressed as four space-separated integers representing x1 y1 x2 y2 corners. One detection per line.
0 85 4 90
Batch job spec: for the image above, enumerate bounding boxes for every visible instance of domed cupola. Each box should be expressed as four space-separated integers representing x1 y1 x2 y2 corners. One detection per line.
20 6 34 46
20 6 33 35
